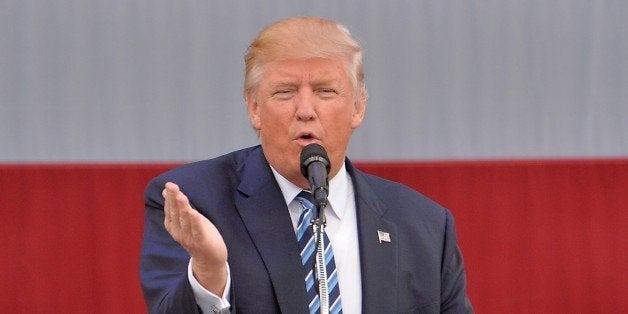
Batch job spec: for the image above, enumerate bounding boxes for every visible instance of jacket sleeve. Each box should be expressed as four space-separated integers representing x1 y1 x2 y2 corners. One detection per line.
440 210 474 313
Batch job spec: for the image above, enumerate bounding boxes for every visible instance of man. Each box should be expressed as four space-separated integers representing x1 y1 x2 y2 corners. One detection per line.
140 17 473 313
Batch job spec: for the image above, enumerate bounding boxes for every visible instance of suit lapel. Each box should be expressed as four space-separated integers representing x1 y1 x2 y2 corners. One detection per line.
235 148 308 313
348 162 399 313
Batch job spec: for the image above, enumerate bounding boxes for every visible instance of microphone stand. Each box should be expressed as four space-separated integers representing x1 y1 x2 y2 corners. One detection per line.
311 198 329 314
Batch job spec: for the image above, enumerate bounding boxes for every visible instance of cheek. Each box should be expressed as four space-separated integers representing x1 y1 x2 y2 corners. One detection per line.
336 106 359 128
324 113 355 142
257 108 293 138
253 105 275 130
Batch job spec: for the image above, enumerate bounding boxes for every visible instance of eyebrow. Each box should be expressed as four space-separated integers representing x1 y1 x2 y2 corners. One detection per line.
269 81 298 88
267 77 343 90
311 79 340 87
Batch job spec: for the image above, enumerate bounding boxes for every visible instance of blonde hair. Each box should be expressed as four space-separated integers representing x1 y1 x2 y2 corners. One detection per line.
244 17 366 101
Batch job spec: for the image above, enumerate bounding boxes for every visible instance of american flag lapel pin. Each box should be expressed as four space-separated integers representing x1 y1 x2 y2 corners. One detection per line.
377 230 391 243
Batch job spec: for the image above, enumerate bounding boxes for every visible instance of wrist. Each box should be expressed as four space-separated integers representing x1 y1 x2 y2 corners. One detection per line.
191 258 228 296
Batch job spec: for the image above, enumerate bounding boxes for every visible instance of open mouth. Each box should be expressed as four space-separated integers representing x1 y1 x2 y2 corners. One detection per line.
300 134 314 140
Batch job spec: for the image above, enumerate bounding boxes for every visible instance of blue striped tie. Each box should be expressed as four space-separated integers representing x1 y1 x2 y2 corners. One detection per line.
295 191 342 314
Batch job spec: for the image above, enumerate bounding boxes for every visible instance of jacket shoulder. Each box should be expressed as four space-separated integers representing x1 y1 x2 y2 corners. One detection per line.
144 146 260 203
351 166 449 223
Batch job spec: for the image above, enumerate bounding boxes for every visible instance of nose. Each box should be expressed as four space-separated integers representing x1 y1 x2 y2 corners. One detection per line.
295 89 316 121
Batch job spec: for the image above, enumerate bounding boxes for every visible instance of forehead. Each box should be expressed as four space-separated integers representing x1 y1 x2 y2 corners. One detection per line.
260 57 350 85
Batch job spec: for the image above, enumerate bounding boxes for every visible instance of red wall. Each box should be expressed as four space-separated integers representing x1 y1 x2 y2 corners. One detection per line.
2 160 627 313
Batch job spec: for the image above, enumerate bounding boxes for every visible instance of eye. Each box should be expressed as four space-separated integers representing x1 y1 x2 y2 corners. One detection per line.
316 88 337 99
272 89 295 100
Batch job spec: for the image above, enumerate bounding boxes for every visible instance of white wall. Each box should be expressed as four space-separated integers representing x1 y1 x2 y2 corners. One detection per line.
1 1 627 162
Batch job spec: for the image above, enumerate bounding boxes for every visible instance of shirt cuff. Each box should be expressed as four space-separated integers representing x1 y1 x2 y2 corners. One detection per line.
187 259 231 313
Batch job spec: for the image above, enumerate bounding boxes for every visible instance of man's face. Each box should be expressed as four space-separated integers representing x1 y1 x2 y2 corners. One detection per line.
246 57 366 188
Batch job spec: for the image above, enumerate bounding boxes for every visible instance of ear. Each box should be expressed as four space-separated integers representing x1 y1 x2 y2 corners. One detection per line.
350 90 367 129
246 96 261 130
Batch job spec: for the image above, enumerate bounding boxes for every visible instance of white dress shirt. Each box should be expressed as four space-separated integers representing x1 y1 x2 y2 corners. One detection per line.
189 163 362 313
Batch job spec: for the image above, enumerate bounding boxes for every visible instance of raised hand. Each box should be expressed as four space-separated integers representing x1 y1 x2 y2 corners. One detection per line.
163 182 228 295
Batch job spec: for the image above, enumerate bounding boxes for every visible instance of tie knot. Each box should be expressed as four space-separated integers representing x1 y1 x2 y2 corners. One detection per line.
295 190 314 209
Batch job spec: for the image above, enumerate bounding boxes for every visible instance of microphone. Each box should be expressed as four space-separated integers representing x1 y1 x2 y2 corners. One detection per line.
300 143 331 209
300 143 332 312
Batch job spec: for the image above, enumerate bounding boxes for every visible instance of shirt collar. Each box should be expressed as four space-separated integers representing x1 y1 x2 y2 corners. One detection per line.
271 162 348 220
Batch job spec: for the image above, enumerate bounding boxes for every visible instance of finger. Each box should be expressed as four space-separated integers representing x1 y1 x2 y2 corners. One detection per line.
164 182 180 214
177 193 193 236
163 182 183 237
166 183 182 230
162 188 172 224
188 210 203 239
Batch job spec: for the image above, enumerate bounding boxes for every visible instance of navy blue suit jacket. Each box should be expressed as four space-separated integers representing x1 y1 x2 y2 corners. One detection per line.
140 146 472 313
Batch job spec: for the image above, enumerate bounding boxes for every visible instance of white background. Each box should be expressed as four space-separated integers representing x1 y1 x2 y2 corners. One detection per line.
1 1 626 162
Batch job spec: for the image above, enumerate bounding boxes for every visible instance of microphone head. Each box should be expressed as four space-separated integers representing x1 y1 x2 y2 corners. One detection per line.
300 143 331 178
